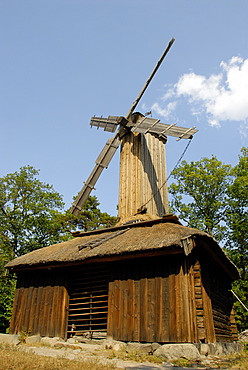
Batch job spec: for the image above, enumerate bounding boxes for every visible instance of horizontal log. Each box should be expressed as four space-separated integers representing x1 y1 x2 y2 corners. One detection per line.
69 304 108 310
68 311 108 317
67 320 107 326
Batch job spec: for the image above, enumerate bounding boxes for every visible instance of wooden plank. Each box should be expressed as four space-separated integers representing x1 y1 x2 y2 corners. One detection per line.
180 262 188 342
42 274 53 337
127 279 135 341
133 279 140 341
154 277 162 342
161 274 170 342
189 260 198 343
168 273 177 342
29 283 39 335
140 278 148 342
15 277 30 334
9 282 22 334
121 279 129 341
202 282 216 342
107 281 114 338
147 278 156 343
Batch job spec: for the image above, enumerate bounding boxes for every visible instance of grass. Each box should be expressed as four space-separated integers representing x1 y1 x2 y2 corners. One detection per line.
217 350 248 369
0 343 119 370
0 342 247 369
106 348 164 364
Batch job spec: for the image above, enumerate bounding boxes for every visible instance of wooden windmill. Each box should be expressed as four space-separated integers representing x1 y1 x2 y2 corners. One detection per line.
70 39 198 224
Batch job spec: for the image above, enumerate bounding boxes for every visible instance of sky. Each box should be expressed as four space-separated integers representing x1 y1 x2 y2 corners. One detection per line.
1 0 248 217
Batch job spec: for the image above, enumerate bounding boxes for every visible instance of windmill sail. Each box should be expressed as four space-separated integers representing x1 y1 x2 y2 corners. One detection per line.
70 38 194 217
90 116 120 133
70 135 120 214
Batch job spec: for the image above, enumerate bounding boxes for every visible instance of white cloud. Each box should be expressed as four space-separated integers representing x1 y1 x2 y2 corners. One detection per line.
152 56 248 131
151 101 177 118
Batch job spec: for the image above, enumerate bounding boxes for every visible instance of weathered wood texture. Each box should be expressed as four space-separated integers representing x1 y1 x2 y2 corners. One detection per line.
8 246 237 343
107 254 216 343
197 247 237 342
118 130 168 223
9 269 68 339
67 263 110 337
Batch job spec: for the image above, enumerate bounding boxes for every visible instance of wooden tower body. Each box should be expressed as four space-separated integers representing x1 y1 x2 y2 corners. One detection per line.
118 128 168 223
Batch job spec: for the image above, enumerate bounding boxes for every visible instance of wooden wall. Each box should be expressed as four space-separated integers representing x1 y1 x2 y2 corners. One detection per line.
198 248 237 342
9 269 68 339
9 249 237 343
107 253 216 343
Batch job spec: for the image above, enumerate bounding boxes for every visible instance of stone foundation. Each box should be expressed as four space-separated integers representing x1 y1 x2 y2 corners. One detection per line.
0 333 244 361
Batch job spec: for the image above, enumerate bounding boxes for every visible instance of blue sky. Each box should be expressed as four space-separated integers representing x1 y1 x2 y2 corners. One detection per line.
1 0 248 217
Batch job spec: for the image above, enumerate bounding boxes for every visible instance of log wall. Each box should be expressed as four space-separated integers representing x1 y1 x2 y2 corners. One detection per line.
9 248 237 343
199 249 236 342
9 269 68 339
107 254 213 343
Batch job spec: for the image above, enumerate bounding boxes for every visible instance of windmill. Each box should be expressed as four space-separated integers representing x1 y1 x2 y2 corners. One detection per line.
70 39 198 224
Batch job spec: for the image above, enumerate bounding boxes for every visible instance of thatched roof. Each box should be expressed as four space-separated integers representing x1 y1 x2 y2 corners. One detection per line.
6 217 239 279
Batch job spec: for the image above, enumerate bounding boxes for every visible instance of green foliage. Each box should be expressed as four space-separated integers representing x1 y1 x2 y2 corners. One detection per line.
0 165 71 257
169 149 248 331
18 328 32 343
169 156 232 239
0 165 71 333
0 251 15 333
225 148 248 331
68 196 117 232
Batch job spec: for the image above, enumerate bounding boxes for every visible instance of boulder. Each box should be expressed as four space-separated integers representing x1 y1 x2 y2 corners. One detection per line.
0 334 20 346
26 335 41 345
40 337 64 347
196 342 244 356
126 342 161 354
154 343 201 361
239 330 248 343
103 339 127 351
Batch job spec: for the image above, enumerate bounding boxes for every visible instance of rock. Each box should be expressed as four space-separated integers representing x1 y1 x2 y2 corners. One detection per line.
198 343 210 356
151 342 161 352
239 329 248 343
126 342 160 354
154 343 201 361
67 337 78 344
195 342 244 356
0 334 20 346
54 342 84 350
103 339 127 351
40 337 64 347
26 335 41 345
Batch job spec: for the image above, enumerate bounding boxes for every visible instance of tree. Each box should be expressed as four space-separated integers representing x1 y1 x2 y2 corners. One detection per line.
168 150 248 331
0 166 70 258
68 196 117 232
0 250 15 333
169 156 232 240
0 165 70 332
225 148 248 330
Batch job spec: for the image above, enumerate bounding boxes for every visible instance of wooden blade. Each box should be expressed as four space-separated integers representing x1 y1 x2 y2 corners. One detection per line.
70 135 120 216
125 38 175 119
90 116 120 132
127 117 198 139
